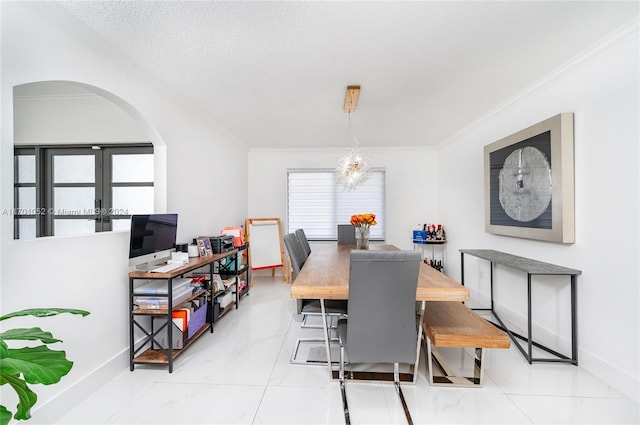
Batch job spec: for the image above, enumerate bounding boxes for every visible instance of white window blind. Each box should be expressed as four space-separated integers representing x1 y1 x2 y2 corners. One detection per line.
287 168 385 240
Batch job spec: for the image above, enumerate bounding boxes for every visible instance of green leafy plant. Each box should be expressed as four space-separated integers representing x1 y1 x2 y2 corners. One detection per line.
0 308 89 425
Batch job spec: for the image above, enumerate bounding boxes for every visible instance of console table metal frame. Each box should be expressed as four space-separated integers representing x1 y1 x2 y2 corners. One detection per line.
460 249 581 365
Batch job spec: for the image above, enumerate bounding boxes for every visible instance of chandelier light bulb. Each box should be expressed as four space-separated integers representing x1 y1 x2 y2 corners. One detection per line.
336 86 372 191
337 146 372 192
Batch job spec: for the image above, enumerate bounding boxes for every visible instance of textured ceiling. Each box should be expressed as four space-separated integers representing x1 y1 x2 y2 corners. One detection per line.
42 1 639 149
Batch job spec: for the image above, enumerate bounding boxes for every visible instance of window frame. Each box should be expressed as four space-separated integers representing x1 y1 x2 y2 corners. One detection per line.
13 143 153 239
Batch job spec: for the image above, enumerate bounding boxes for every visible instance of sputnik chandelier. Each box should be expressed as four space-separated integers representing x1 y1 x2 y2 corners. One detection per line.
336 85 372 192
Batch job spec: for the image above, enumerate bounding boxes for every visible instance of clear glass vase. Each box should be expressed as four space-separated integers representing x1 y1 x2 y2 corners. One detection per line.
355 226 370 250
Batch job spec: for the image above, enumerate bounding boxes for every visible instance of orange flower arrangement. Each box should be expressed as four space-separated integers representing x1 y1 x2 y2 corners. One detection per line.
350 213 377 228
351 213 376 249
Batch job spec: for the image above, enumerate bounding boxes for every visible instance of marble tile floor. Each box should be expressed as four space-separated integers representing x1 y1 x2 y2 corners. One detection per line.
55 276 639 425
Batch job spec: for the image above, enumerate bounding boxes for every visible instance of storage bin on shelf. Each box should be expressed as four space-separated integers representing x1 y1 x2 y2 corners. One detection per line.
152 300 208 349
187 302 207 339
218 291 234 309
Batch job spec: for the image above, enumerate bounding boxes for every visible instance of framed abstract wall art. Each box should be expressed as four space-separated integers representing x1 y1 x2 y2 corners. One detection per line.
484 113 575 243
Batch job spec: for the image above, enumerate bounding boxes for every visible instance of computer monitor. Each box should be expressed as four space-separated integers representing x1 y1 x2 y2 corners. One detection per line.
128 214 178 269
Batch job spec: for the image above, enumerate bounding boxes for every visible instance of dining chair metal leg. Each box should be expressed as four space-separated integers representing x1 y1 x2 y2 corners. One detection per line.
290 336 340 365
301 313 338 329
340 380 350 425
339 343 351 424
394 362 414 425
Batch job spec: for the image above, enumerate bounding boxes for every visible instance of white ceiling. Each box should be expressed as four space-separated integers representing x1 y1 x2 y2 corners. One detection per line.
37 1 640 149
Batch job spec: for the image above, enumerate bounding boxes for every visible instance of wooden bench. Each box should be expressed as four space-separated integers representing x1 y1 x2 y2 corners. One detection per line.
422 301 510 387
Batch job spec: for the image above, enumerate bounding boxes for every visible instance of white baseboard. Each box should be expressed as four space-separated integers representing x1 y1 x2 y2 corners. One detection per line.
579 347 640 403
26 349 129 424
468 290 639 404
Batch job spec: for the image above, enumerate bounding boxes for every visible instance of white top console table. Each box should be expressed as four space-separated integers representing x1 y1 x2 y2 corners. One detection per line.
460 249 581 365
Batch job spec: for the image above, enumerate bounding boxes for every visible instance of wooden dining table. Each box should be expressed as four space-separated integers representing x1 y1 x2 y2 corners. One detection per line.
290 243 469 382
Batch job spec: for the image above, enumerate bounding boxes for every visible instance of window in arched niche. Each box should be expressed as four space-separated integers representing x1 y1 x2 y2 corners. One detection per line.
13 81 155 239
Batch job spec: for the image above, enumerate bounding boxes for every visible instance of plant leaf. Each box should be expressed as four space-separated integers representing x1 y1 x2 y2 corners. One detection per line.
0 340 7 359
0 327 62 344
0 372 37 422
1 346 72 385
0 308 89 322
1 404 13 425
0 309 88 425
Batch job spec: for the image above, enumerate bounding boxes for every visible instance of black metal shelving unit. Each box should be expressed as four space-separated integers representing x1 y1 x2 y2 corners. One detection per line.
129 250 240 373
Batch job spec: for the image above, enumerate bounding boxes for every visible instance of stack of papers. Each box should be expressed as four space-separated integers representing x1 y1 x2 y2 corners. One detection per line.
135 284 193 309
135 278 192 294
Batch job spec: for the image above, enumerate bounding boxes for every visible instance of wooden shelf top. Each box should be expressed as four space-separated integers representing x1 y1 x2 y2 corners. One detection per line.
129 250 238 278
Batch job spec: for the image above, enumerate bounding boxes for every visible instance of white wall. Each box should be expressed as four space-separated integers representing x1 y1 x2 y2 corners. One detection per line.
438 24 639 401
13 87 148 144
0 3 248 422
248 147 439 252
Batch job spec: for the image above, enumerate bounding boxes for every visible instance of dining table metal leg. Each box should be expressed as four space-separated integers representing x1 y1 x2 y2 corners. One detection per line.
320 299 334 379
413 300 426 383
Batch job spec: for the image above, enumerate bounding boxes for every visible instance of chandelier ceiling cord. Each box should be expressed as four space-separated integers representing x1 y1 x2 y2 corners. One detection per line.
337 86 372 192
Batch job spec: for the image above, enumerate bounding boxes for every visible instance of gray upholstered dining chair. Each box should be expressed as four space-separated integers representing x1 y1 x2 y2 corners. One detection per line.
283 232 347 365
337 224 356 245
294 228 323 328
283 232 306 279
295 228 312 258
338 250 421 424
